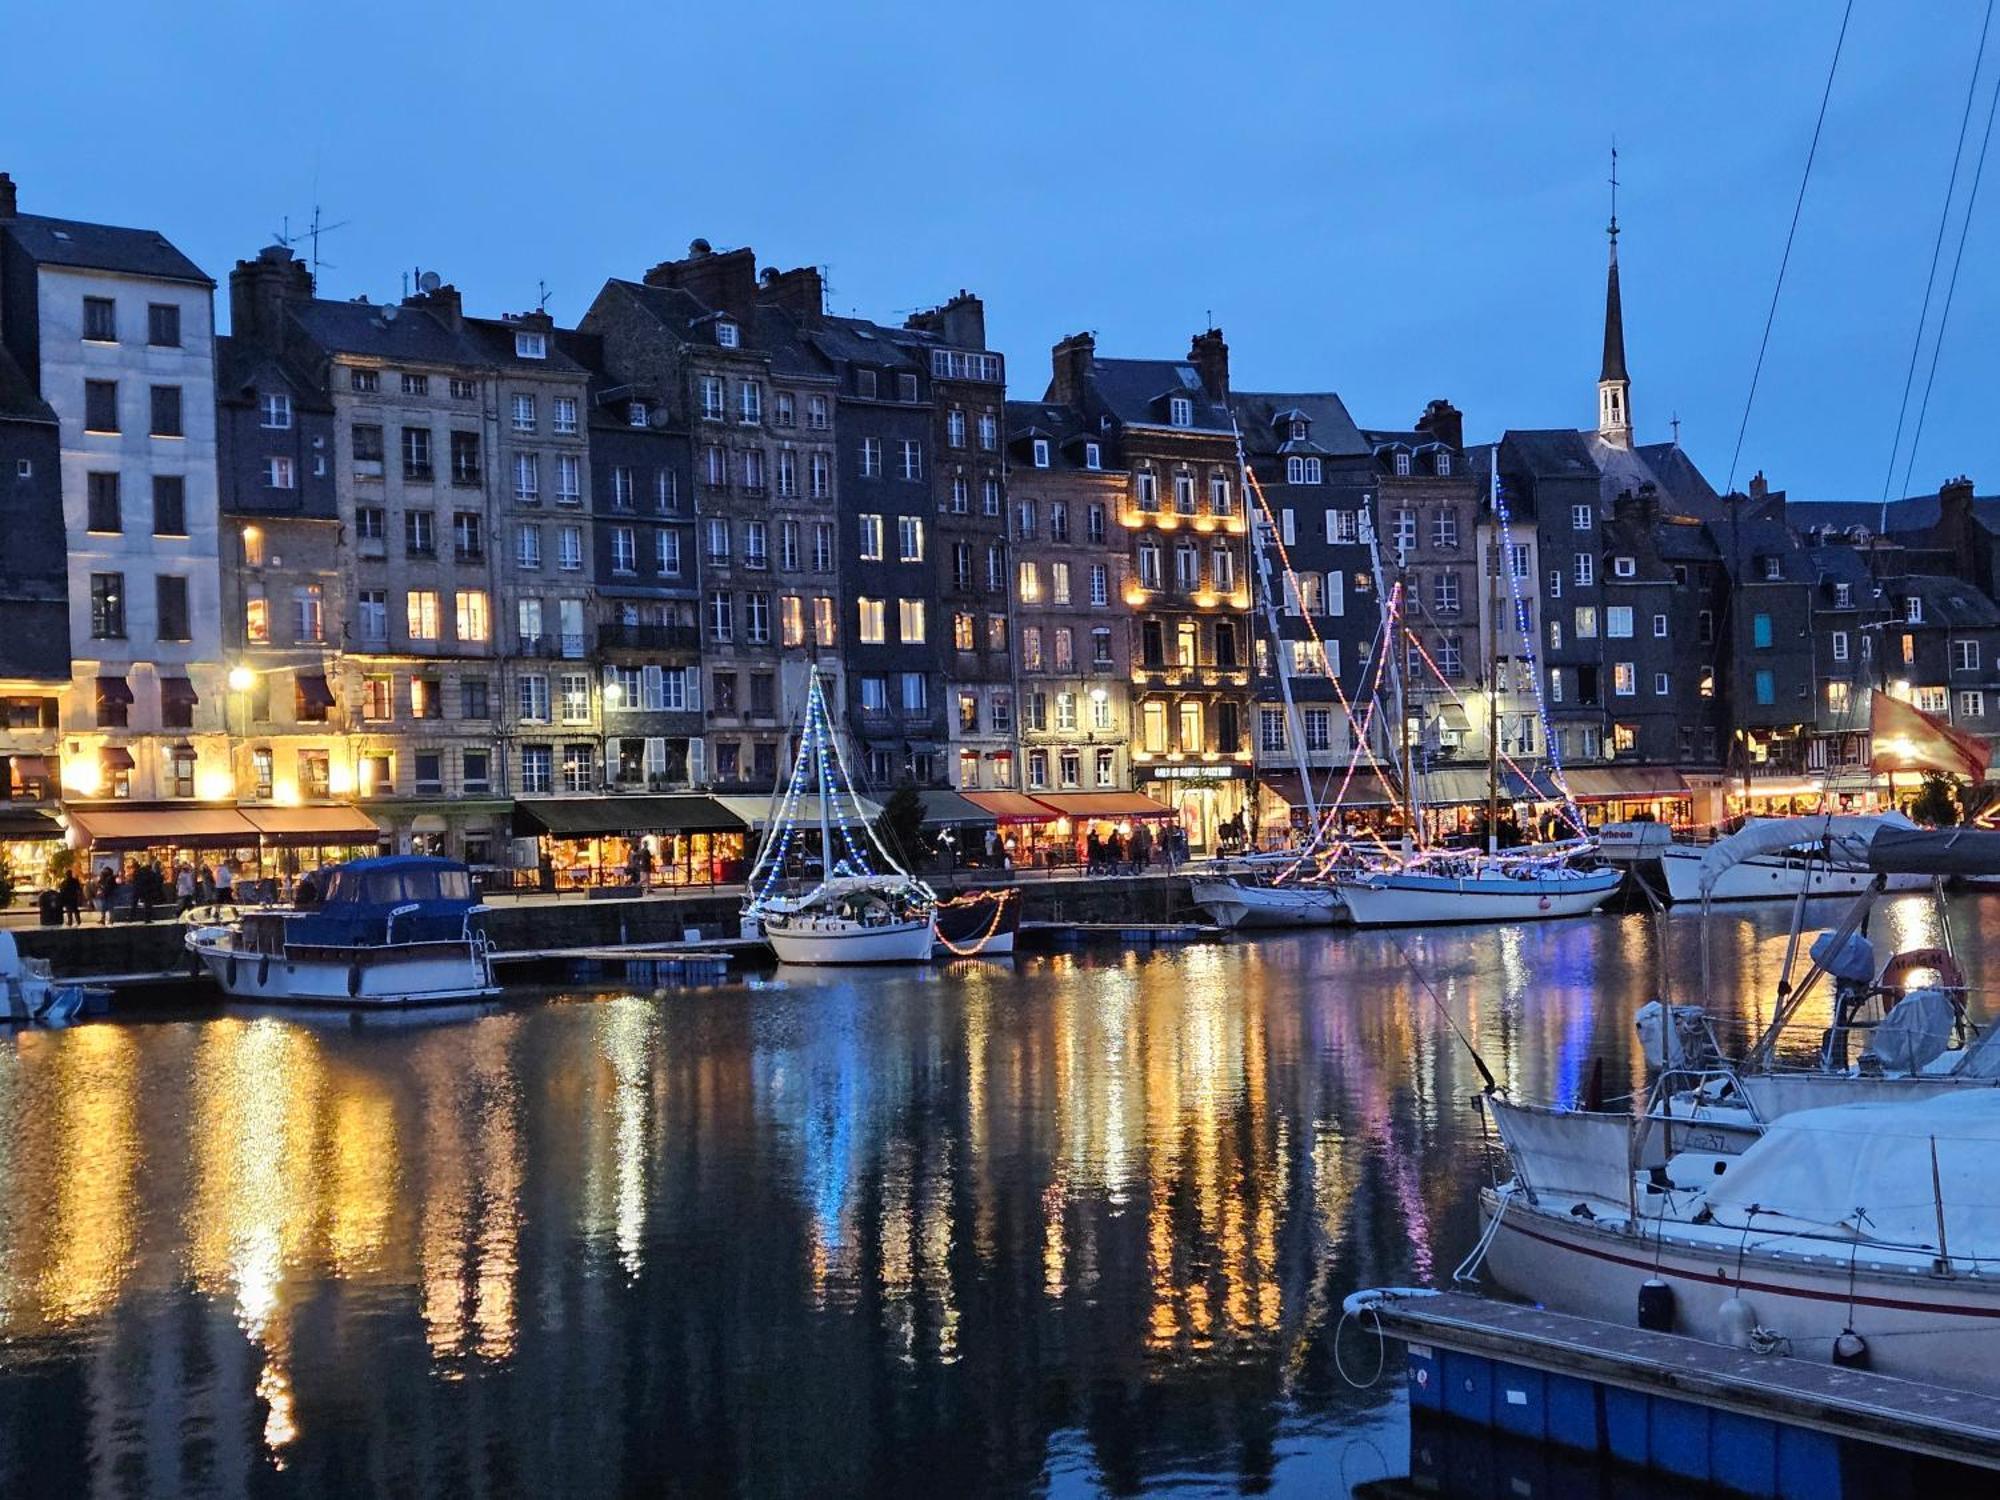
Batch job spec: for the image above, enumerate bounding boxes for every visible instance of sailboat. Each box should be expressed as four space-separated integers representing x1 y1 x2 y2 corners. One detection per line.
1328 470 1619 926
743 667 939 965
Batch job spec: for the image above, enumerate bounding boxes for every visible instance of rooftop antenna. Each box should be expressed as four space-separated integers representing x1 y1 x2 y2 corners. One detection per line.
538 279 552 313
1670 411 1682 444
272 204 350 281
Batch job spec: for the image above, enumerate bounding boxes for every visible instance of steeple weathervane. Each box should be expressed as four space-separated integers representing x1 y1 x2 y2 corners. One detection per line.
1597 141 1633 446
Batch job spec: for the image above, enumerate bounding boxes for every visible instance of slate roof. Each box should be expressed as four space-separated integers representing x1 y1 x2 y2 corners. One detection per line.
0 343 54 424
1792 495 2000 535
284 298 485 366
1231 391 1370 457
810 315 923 373
1904 573 2000 629
463 317 590 376
1084 357 1234 433
1653 515 1721 561
1004 399 1114 468
1501 428 1597 479
3 212 211 285
213 335 333 412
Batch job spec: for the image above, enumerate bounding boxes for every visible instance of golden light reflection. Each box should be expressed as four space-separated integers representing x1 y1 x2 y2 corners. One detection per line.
41 1024 141 1325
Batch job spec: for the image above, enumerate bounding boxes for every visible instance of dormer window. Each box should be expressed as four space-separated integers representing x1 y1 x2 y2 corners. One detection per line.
1835 582 1852 607
515 331 547 359
1287 456 1306 484
1906 595 1924 624
1032 439 1050 468
1289 419 1308 441
629 401 649 428
1169 396 1194 427
715 320 739 349
1436 452 1452 476
1763 556 1783 582
1613 556 1636 578
857 368 877 399
1083 442 1101 470
1393 452 1411 477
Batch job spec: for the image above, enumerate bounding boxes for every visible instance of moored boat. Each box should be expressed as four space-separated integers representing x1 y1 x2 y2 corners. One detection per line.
1656 813 1932 903
761 876 937 965
1188 872 1344 929
932 886 1021 956
1335 856 1619 927
185 855 498 1006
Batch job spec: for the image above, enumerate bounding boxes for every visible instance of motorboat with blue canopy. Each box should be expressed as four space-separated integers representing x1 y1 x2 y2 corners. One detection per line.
185 855 498 1005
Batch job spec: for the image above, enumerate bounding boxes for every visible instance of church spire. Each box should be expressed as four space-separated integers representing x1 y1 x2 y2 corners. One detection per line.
1597 143 1632 446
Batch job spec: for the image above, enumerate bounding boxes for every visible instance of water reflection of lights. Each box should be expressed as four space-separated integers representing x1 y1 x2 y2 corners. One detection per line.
599 997 654 1276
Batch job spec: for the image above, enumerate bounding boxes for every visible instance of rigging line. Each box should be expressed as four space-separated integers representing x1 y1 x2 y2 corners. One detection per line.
1387 932 1499 1094
1901 39 2000 498
1882 0 1995 514
1726 0 1856 496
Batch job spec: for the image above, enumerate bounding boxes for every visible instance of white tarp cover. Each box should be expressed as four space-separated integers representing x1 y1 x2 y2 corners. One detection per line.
1488 1098 1634 1211
1695 813 1915 899
1703 1090 2000 1250
1861 988 1956 1074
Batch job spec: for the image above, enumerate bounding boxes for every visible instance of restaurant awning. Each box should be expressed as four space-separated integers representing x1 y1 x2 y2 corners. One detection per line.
512 795 746 838
1504 766 1566 801
238 805 384 846
7 755 50 779
0 806 63 840
1258 770 1397 808
1562 767 1691 800
67 805 259 851
1031 791 1176 820
1419 768 1494 806
918 789 995 826
961 790 1057 824
94 675 134 707
160 676 199 709
713 793 883 831
99 746 136 771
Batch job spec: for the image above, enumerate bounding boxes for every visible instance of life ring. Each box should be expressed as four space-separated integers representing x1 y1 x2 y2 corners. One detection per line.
347 961 363 998
1880 947 1964 996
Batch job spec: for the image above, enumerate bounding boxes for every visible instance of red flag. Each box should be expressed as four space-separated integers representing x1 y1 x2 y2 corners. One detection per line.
1870 690 1992 780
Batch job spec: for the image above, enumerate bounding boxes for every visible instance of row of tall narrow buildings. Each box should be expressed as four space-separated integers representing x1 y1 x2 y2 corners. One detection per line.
0 168 1994 867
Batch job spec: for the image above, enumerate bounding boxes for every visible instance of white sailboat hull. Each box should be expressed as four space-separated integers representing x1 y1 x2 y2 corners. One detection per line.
764 914 937 965
1657 844 1932 903
1335 867 1620 926
1481 1189 2000 1393
1188 876 1343 929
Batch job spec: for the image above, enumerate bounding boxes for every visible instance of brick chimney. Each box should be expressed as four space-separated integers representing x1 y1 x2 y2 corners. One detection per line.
644 240 759 326
1748 470 1769 501
1189 327 1229 401
403 282 463 332
229 244 313 348
758 265 824 326
1049 332 1096 405
1939 474 1976 566
906 291 986 350
0 172 16 222
1415 398 1463 452
1613 481 1661 525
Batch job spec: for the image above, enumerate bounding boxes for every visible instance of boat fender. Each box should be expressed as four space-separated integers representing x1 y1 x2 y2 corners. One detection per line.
1340 1286 1440 1317
186 949 202 979
257 954 271 987
1716 1295 1757 1349
225 955 238 988
1539 895 1551 911
1637 1278 1675 1332
1833 1329 1870 1369
347 961 362 998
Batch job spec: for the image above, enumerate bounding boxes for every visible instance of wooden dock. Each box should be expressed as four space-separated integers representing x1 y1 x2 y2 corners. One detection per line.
1361 1289 2000 1490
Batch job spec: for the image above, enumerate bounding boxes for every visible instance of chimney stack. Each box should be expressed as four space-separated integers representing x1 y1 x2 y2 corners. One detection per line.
1049 332 1096 405
229 244 314 349
1748 470 1769 501
644 242 759 326
0 172 16 222
1415 398 1463 452
758 265 825 326
906 291 986 350
1189 327 1229 402
1940 474 1977 567
403 282 463 332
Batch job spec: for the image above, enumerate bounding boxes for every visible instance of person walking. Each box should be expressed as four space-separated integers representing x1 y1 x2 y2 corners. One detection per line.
94 864 117 925
1130 823 1152 874
1086 829 1104 874
214 857 236 906
1106 829 1126 873
175 862 195 914
59 869 84 926
637 839 656 894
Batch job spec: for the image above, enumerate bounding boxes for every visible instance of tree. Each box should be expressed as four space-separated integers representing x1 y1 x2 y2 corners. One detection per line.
873 781 927 870
1909 771 1962 828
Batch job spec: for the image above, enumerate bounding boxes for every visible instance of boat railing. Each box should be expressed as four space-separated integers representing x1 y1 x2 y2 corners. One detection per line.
383 902 422 946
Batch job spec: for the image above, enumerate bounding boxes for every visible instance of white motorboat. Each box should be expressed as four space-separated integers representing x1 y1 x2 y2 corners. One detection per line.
743 667 939 966
1657 814 1932 903
761 876 938 966
1189 872 1344 929
0 930 87 1024
185 855 498 1005
1477 1089 2000 1395
1335 856 1620 927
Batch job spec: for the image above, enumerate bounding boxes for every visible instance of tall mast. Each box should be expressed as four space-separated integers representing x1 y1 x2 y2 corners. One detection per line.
1235 419 1316 840
1486 458 1502 853
1362 502 1414 854
811 668 834 875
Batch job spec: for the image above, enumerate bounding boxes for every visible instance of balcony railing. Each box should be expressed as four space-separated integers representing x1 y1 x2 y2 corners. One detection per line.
598 621 702 652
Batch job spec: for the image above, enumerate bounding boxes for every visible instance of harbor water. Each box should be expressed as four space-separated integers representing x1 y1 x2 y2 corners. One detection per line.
0 892 1985 1496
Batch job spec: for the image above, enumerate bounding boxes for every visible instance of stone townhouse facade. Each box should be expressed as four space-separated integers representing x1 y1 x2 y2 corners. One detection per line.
1048 329 1253 848
582 245 842 791
1004 399 1129 797
0 331 69 830
1 182 227 823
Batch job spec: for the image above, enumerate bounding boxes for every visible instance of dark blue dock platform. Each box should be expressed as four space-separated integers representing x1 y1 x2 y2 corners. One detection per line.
1358 1290 2000 1496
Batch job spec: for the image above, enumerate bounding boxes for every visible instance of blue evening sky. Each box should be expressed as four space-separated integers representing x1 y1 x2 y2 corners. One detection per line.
5 2 1994 500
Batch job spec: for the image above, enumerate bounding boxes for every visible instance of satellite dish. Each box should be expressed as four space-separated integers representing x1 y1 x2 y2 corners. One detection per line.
418 270 442 293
